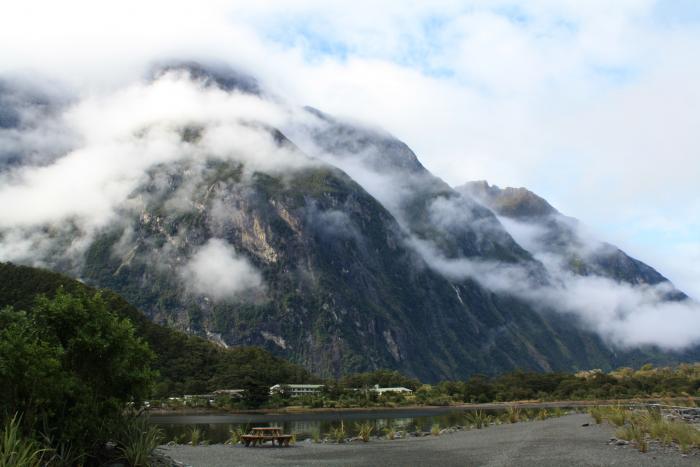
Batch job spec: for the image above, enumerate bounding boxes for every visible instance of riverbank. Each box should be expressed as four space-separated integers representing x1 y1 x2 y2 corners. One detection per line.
159 413 699 466
149 396 700 416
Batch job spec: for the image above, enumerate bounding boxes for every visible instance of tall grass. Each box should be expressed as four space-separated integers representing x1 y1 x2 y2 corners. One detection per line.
588 406 604 424
227 427 244 445
0 415 46 467
431 423 441 436
355 422 374 442
384 426 397 440
117 416 163 467
188 427 203 446
506 406 521 423
607 406 627 427
612 406 700 453
467 410 490 429
330 421 346 443
616 423 647 453
536 409 549 420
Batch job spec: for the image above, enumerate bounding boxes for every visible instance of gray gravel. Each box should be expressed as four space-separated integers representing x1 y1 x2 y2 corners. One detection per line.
159 414 700 466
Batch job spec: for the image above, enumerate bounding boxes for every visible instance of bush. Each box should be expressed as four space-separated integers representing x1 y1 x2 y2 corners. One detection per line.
117 415 163 467
330 421 346 443
0 289 154 461
588 407 604 424
467 410 490 429
506 406 521 423
355 422 373 442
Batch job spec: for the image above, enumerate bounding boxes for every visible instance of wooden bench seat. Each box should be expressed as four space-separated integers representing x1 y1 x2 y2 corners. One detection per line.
241 433 293 447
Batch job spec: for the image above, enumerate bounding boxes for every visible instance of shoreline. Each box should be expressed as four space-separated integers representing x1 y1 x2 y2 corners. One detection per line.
148 396 699 417
158 413 699 467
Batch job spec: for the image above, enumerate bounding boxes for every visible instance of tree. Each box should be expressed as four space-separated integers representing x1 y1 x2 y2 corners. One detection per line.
241 377 270 408
0 289 155 455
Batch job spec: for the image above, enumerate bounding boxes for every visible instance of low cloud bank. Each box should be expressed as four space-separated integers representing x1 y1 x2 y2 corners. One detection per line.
0 68 311 297
412 222 700 351
180 239 263 300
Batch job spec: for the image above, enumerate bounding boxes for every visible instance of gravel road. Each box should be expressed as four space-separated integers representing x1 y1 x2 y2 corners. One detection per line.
159 413 700 466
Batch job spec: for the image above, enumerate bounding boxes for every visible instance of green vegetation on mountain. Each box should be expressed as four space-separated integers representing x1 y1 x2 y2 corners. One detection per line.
4 66 695 383
0 262 315 398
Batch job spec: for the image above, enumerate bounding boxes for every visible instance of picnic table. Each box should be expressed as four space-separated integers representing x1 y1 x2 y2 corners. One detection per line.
241 427 293 447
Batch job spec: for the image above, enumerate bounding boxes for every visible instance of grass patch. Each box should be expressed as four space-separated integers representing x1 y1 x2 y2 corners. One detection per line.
355 422 373 442
330 421 346 443
466 410 491 429
0 415 46 467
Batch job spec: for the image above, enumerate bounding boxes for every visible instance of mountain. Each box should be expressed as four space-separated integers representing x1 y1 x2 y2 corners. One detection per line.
459 181 685 297
1 62 696 381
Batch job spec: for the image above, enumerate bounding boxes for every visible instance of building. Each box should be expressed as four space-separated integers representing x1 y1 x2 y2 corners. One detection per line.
270 384 324 397
371 384 413 395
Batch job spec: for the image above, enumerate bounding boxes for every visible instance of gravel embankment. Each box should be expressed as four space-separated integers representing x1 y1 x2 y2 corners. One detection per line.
159 413 700 467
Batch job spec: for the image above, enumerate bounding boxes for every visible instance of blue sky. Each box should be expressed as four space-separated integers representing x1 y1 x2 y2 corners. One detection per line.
228 1 700 298
0 0 699 299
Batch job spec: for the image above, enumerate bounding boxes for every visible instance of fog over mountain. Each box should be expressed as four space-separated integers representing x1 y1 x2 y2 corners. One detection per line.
0 62 699 379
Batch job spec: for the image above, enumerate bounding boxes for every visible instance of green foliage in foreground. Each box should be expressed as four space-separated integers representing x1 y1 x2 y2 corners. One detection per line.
0 262 315 405
0 288 164 465
596 406 700 453
0 290 154 456
0 415 46 467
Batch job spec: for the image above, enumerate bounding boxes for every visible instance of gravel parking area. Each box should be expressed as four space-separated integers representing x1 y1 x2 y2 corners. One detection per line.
160 413 700 466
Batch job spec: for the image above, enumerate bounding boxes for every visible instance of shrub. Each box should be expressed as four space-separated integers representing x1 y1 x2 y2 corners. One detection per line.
117 415 163 467
330 421 346 443
0 290 154 456
310 428 321 443
467 410 490 429
506 406 521 423
607 407 627 427
384 426 396 440
355 422 373 442
431 423 441 436
588 407 604 424
189 427 203 446
227 427 244 445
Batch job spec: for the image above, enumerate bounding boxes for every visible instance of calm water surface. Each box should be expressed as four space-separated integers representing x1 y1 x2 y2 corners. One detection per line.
151 407 538 443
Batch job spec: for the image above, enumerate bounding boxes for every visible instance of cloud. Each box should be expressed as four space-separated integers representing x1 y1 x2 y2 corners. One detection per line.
0 0 698 349
180 238 263 300
410 217 700 351
0 70 313 228
0 69 318 273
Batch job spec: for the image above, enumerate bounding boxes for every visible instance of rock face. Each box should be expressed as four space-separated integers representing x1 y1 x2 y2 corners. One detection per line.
3 62 697 380
459 181 685 296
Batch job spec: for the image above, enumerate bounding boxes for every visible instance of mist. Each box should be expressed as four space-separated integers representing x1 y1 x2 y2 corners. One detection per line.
0 0 698 351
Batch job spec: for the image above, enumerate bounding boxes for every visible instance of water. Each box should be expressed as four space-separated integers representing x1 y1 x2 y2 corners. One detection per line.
151 407 518 444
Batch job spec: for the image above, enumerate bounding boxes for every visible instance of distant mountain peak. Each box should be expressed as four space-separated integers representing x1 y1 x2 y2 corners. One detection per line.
459 180 557 219
302 106 427 174
149 60 261 94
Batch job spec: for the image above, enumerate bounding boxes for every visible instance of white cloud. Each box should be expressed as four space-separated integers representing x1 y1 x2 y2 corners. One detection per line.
0 71 311 230
180 238 263 300
0 0 698 347
411 234 700 350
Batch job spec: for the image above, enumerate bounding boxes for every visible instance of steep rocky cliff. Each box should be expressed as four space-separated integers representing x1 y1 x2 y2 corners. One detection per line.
2 63 696 381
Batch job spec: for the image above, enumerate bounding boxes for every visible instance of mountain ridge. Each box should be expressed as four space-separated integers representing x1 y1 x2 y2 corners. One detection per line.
1 62 697 381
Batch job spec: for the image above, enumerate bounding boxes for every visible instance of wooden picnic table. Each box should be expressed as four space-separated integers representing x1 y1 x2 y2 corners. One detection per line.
242 427 293 447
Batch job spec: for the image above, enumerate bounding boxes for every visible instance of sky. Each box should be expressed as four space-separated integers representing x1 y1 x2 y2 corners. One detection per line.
0 0 698 299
